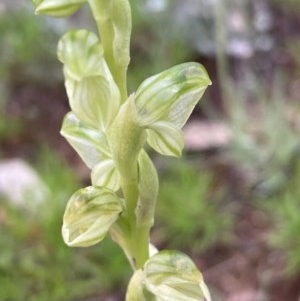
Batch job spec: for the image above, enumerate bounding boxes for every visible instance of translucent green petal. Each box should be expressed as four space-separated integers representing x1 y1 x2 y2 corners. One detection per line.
64 76 118 130
60 112 111 169
91 159 120 191
33 0 86 17
57 30 120 129
146 122 184 157
135 62 211 128
57 30 104 79
62 186 123 247
144 250 210 301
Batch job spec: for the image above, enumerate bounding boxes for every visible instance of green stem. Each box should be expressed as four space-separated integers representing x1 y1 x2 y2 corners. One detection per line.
107 100 150 269
120 150 161 269
120 172 150 269
88 0 131 102
120 168 139 225
133 225 150 269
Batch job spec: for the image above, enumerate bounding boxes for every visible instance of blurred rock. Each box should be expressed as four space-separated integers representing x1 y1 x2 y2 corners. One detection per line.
228 290 259 301
0 158 49 208
183 121 232 151
174 0 274 58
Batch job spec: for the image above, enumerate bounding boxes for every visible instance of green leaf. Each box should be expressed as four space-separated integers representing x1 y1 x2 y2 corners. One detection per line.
91 159 120 191
57 29 120 130
33 0 86 17
60 112 111 169
146 121 184 157
144 250 211 301
136 149 159 226
62 186 123 247
107 96 147 176
135 62 211 127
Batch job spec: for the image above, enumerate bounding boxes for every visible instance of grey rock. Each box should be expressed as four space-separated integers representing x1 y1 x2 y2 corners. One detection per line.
0 159 49 209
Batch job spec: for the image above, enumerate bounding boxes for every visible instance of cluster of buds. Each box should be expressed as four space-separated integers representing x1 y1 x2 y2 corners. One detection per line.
32 1 212 300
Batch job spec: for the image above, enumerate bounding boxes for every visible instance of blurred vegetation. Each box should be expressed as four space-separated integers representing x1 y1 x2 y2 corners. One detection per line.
259 159 300 276
225 75 300 196
271 0 300 9
154 158 234 253
128 0 193 90
0 5 60 86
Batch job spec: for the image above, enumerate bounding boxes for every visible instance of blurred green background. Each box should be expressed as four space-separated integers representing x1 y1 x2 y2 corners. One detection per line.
1 0 300 300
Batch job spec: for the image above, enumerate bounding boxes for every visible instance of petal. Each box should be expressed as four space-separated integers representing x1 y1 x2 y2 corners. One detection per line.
144 250 210 301
62 186 123 247
60 112 111 169
33 0 86 17
146 122 184 157
135 62 211 128
57 30 120 129
91 159 120 191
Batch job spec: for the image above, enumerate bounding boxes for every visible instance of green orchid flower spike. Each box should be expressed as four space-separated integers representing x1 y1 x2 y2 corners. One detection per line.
32 0 212 299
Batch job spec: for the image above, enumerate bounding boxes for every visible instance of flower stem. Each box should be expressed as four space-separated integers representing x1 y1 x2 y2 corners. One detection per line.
120 172 150 269
88 0 152 270
88 0 131 102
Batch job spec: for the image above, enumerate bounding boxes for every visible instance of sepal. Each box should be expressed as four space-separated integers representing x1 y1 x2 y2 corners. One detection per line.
146 122 184 157
60 112 111 169
62 186 123 247
91 159 120 191
33 0 86 17
135 62 211 128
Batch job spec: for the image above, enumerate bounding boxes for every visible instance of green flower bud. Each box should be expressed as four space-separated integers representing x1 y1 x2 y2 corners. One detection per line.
135 62 211 127
58 30 120 130
61 112 120 191
134 62 211 157
33 0 86 17
62 186 123 247
144 250 211 301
